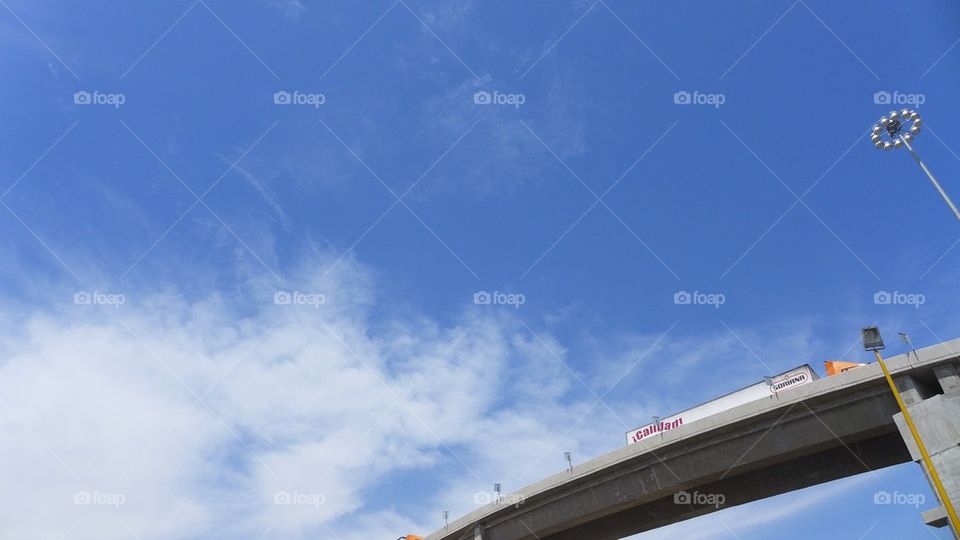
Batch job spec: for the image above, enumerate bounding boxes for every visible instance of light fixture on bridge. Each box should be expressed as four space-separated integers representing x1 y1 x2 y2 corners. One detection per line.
564 452 573 473
861 326 884 352
652 415 666 439
899 332 920 361
763 376 778 396
443 510 449 529
494 483 502 503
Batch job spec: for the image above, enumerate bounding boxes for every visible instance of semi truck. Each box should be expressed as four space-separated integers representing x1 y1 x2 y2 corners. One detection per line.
625 365 819 445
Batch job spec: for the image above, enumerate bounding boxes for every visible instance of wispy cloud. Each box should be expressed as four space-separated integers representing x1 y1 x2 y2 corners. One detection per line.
217 154 292 231
270 0 306 20
416 74 587 199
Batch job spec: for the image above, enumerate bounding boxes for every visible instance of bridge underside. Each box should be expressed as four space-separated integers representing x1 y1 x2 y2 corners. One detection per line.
546 431 909 539
478 383 911 540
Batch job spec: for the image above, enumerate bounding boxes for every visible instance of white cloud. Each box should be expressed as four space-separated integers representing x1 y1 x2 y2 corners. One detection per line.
0 255 626 539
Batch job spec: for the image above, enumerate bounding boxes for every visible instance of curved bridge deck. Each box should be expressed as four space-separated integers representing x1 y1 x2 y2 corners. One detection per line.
428 339 960 540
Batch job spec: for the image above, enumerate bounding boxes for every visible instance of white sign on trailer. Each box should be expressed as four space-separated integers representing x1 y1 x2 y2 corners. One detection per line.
625 365 819 445
769 367 813 393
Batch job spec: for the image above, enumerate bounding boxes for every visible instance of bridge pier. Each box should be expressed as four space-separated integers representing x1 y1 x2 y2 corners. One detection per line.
893 373 925 404
933 362 960 394
893 361 960 538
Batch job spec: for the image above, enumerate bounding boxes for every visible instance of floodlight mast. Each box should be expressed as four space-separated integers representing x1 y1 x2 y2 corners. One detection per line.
898 134 960 222
872 110 960 223
861 327 960 536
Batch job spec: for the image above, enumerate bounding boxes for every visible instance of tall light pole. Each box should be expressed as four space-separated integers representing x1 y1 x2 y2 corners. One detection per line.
872 109 960 223
862 327 960 536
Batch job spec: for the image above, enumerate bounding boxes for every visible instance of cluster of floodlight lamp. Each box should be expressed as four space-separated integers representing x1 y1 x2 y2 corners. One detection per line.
872 108 922 151
871 109 960 223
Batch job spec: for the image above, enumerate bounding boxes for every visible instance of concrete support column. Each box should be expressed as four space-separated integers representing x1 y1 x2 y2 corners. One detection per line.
893 393 960 538
474 525 484 540
894 374 924 405
933 362 960 395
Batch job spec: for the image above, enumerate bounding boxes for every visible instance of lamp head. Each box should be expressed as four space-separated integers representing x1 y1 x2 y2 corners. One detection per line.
862 326 885 351
871 110 922 151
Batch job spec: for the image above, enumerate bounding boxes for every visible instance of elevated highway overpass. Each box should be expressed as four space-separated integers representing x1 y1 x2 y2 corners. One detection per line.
427 339 960 540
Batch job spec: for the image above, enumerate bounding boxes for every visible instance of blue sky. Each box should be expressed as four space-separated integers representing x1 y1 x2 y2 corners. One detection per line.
2 0 960 538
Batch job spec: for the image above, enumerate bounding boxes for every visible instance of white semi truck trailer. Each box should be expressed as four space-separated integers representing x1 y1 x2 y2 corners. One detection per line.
626 365 819 445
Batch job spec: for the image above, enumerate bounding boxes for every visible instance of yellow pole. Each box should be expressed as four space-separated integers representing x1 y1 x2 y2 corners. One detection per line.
875 350 960 536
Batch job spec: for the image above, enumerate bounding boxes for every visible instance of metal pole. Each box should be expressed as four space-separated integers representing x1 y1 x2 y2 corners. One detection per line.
899 134 960 223
874 349 960 537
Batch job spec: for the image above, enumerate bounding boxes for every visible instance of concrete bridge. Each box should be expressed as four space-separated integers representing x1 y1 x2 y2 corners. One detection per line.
427 339 960 540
